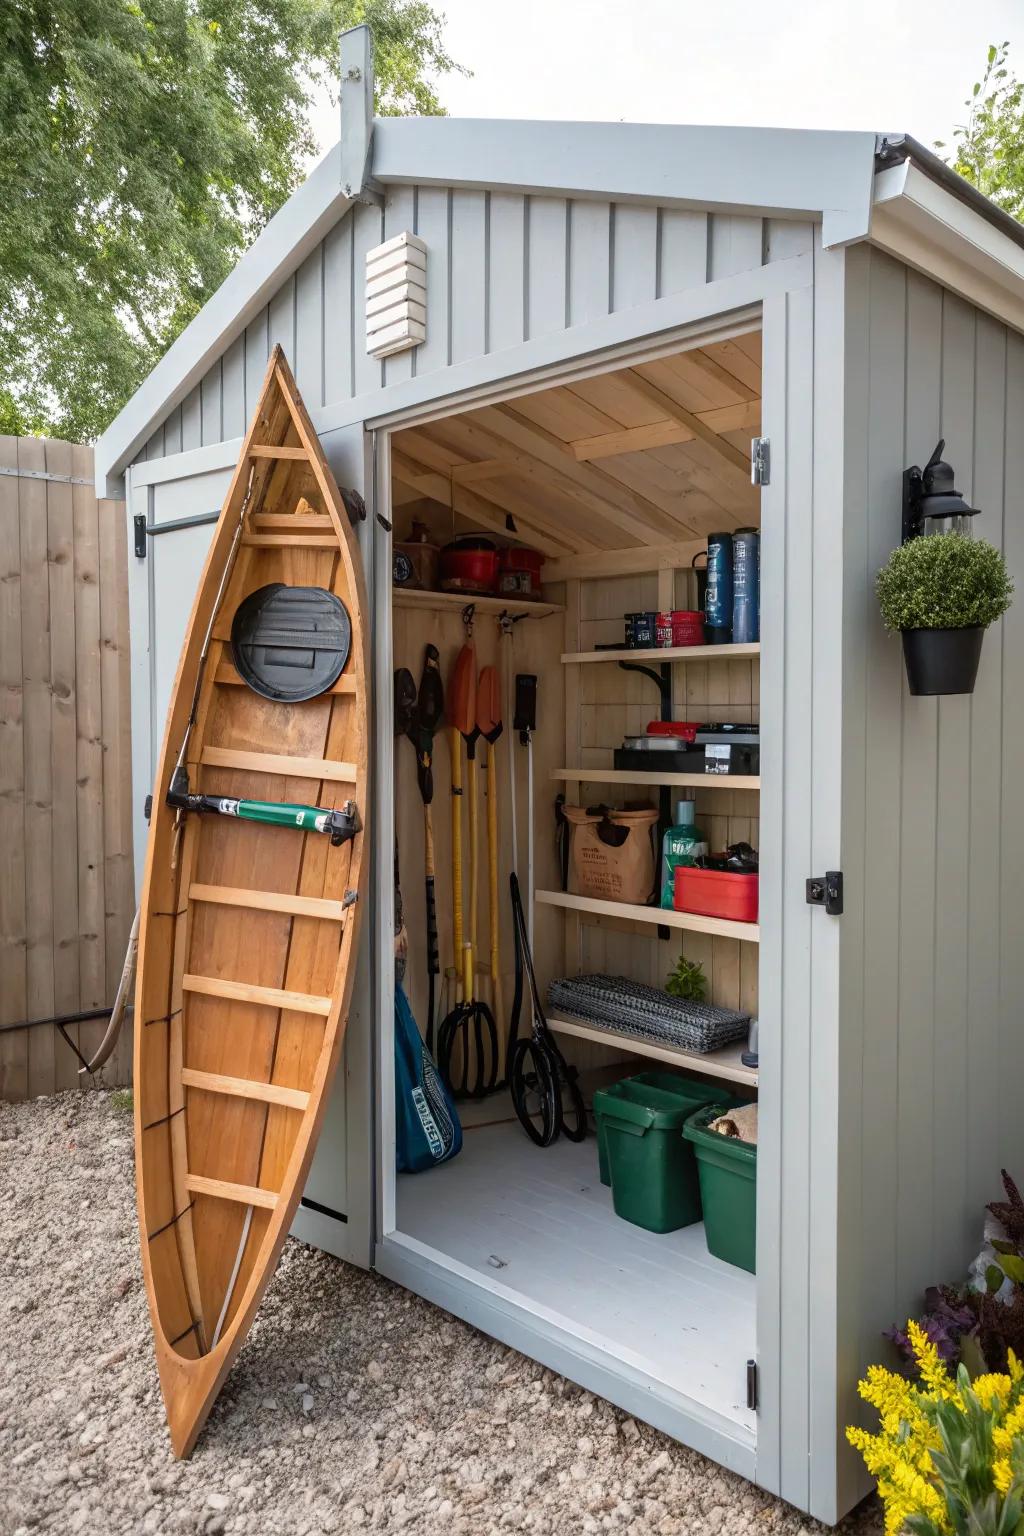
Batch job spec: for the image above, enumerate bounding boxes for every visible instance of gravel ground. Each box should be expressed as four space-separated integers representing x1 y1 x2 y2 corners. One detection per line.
2 1091 884 1536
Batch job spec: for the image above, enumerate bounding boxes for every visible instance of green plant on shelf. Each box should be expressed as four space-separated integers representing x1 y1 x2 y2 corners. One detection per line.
665 953 706 1002
876 532 1013 633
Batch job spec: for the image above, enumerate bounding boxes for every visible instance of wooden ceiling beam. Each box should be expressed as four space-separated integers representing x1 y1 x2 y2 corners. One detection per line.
623 370 752 480
396 429 618 551
390 448 583 557
569 400 761 462
472 404 689 544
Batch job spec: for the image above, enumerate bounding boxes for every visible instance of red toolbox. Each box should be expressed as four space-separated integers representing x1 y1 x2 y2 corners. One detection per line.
674 865 758 923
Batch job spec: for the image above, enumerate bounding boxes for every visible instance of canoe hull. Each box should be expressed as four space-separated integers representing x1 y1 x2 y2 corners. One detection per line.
133 348 369 1458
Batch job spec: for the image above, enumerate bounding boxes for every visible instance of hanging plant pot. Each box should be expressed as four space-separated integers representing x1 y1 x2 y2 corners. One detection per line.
901 625 984 697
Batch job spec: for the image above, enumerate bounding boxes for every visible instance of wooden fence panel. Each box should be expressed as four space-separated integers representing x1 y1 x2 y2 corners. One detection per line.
0 437 133 1101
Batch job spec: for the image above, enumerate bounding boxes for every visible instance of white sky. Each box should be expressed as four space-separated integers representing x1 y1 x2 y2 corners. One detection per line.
308 0 1023 159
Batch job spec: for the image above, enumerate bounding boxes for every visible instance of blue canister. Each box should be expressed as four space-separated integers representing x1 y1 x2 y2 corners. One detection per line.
705 533 733 644
732 529 760 643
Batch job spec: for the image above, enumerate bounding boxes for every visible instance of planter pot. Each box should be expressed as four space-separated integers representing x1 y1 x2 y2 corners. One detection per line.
901 625 984 696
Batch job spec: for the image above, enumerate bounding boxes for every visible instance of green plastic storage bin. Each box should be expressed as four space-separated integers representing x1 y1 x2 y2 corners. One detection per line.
596 1069 720 1185
683 1103 757 1273
593 1073 724 1234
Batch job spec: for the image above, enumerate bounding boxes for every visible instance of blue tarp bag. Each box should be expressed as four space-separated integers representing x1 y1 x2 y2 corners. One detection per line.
395 984 462 1173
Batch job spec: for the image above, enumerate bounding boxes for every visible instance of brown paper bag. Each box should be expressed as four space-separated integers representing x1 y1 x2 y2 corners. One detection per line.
562 805 659 905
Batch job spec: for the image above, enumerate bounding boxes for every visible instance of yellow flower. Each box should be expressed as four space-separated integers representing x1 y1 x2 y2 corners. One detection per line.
907 1320 961 1402
994 1455 1013 1495
972 1373 1011 1411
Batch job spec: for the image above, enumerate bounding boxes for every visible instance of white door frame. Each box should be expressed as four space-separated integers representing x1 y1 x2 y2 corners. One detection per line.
364 271 807 1490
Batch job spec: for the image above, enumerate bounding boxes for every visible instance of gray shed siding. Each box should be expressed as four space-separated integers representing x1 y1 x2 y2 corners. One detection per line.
838 244 1024 1507
139 188 812 462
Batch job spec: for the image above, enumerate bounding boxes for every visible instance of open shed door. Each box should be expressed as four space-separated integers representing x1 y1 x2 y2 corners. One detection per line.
125 426 374 1270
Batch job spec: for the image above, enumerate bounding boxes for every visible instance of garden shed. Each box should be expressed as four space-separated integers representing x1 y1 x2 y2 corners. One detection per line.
96 27 1024 1524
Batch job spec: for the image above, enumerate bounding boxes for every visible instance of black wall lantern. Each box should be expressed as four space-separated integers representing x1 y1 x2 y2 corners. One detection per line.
902 439 980 543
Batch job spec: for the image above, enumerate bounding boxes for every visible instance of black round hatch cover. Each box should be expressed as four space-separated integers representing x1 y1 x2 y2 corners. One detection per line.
230 584 352 702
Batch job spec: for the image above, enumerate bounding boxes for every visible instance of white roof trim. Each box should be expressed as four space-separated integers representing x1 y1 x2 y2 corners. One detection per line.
373 119 878 248
871 160 1024 334
95 144 352 495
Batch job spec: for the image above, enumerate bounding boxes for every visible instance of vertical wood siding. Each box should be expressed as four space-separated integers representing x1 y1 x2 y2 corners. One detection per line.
839 246 1024 1494
138 188 812 463
0 439 134 1100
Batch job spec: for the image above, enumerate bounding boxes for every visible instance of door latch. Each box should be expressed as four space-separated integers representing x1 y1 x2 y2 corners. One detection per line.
751 437 770 487
806 871 843 916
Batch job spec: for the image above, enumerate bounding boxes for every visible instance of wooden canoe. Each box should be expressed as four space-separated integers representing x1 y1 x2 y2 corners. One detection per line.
134 347 369 1458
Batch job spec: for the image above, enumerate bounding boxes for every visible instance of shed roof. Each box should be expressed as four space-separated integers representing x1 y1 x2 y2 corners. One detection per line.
94 34 1024 495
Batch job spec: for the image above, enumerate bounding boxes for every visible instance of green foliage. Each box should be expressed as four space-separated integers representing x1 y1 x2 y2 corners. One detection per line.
665 953 706 1002
0 0 465 440
110 1088 133 1112
938 43 1024 222
876 534 1013 633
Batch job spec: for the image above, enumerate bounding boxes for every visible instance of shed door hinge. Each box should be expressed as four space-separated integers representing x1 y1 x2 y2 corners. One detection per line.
806 871 844 916
751 437 770 487
746 1359 759 1411
134 514 147 558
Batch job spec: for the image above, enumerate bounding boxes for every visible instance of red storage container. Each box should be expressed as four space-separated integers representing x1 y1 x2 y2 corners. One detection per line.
440 536 500 595
498 546 544 599
671 610 705 647
646 720 700 743
674 866 758 923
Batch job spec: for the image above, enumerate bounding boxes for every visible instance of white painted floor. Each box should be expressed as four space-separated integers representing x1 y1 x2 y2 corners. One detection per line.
396 1120 757 1433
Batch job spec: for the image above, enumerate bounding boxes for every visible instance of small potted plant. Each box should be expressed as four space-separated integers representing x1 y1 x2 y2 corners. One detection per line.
876 532 1013 696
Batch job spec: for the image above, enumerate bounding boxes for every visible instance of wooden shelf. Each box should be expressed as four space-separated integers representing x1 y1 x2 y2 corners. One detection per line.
561 642 759 664
552 768 760 791
535 888 759 943
548 1015 757 1087
393 588 563 619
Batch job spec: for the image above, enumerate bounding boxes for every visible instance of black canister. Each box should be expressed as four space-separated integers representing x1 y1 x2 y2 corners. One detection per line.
705 533 733 644
631 611 656 648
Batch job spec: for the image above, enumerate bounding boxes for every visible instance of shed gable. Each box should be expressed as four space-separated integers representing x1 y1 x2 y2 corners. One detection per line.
137 187 812 465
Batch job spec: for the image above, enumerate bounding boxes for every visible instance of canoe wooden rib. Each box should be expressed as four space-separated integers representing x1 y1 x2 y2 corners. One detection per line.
133 346 368 1459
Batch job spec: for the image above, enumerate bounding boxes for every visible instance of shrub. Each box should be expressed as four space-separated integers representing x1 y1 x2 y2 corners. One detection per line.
876 534 1013 633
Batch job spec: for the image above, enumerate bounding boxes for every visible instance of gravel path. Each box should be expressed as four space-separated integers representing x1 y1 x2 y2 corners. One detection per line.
2 1091 883 1535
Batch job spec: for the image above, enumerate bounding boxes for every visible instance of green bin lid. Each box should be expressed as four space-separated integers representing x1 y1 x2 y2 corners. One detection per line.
594 1072 724 1133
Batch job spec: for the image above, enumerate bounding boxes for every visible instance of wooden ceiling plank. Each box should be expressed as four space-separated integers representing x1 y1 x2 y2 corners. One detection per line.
673 347 760 404
449 458 519 485
398 427 625 550
425 411 669 546
474 404 691 545
391 447 588 557
705 338 762 392
623 370 752 481
570 400 760 462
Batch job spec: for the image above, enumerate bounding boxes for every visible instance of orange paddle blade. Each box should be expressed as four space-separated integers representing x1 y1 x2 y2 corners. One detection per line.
448 642 476 737
476 665 502 741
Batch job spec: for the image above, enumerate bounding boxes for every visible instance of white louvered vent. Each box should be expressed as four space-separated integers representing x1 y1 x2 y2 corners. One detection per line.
365 232 426 359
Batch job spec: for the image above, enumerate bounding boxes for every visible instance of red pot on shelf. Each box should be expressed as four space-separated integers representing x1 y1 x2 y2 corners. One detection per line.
439 536 500 595
674 865 758 923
